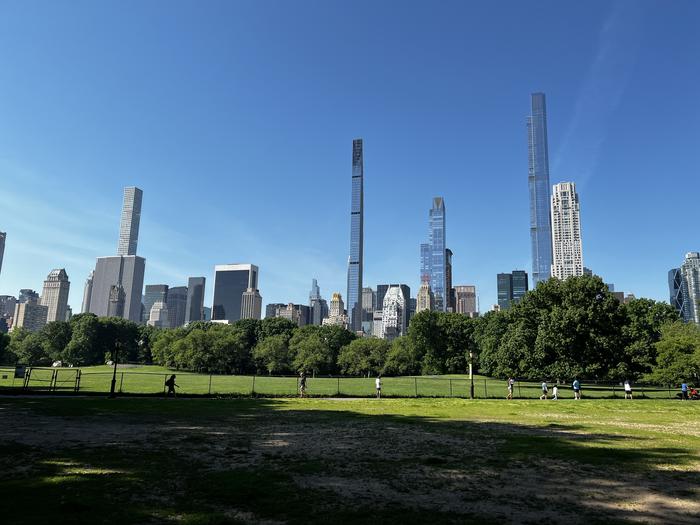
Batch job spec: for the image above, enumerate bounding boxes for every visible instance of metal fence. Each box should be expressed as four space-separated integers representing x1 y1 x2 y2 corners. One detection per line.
0 366 684 399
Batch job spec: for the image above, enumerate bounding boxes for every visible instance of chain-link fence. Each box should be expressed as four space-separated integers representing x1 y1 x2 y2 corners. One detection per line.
0 366 685 399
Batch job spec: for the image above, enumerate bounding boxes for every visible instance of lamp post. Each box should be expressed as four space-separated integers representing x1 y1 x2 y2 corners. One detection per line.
109 342 120 398
469 350 475 399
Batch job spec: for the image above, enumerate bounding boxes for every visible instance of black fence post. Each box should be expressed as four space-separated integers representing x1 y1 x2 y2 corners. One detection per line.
252 375 256 395
414 377 418 397
449 379 453 397
484 378 488 398
518 381 521 399
163 374 168 395
208 374 212 395
337 377 340 396
51 369 57 391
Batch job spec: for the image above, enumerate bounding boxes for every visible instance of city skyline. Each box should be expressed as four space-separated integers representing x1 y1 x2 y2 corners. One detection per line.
1 2 698 313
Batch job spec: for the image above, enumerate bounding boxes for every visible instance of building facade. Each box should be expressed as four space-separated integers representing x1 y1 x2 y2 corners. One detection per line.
117 187 143 256
511 271 529 304
89 256 145 322
381 286 407 341
323 292 348 328
681 252 700 324
40 268 70 323
420 198 448 311
81 271 94 314
142 285 169 324
416 279 434 313
550 182 584 280
13 301 48 332
185 277 206 324
240 287 263 320
454 285 478 317
668 268 689 321
309 279 329 325
445 248 454 311
19 289 39 304
497 273 513 310
166 286 188 328
528 93 553 286
147 301 169 328
346 138 364 332
212 264 259 322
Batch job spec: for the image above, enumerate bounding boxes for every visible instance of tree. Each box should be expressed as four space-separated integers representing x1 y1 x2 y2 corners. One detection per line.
63 314 101 366
438 313 477 374
337 338 390 376
473 311 510 376
95 317 141 363
616 299 680 380
383 337 421 376
253 334 293 375
0 331 14 364
39 321 72 362
647 321 700 385
256 317 296 343
407 310 445 374
8 329 50 366
291 332 332 376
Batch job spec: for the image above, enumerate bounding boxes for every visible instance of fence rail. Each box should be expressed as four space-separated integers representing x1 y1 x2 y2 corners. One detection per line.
0 367 684 399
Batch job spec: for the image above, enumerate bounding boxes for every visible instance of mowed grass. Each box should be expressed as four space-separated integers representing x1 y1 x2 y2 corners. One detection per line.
0 364 678 399
0 398 698 524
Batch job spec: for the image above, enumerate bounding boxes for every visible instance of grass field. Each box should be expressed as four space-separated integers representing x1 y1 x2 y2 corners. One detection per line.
0 397 698 524
0 364 680 399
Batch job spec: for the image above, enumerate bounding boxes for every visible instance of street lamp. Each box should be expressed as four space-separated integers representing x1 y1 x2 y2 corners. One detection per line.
469 350 475 399
109 342 120 398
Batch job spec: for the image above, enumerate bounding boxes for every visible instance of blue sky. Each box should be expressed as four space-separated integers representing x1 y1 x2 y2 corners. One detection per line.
1 0 698 312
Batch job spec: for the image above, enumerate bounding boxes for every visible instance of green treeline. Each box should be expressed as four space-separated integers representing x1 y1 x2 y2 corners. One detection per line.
1 276 698 383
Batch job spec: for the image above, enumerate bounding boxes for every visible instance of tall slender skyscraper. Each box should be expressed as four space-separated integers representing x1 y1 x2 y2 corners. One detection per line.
528 93 553 286
668 268 688 321
309 278 329 325
550 182 584 280
40 269 70 323
117 187 143 256
0 231 5 277
681 252 700 324
82 271 94 313
346 138 364 332
421 198 447 311
185 277 206 324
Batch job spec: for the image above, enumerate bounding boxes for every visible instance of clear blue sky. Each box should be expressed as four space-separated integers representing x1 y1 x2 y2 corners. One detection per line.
1 0 698 312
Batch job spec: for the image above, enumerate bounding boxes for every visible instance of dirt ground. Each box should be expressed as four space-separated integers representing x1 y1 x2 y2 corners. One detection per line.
1 398 699 524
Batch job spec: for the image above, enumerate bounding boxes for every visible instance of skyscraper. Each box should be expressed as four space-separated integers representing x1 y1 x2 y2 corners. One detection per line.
445 248 454 312
497 273 513 310
89 187 146 322
117 187 143 256
420 198 447 311
12 301 48 332
166 286 188 328
309 279 329 325
381 286 407 341
40 269 70 323
185 277 206 324
18 289 39 303
361 287 375 322
528 93 553 286
147 301 169 328
0 231 5 276
323 292 348 328
142 285 169 324
346 138 364 332
241 287 263 320
668 268 688 321
82 271 94 314
212 264 259 322
454 285 478 317
511 270 529 304
680 252 700 324
550 182 584 280
416 279 434 313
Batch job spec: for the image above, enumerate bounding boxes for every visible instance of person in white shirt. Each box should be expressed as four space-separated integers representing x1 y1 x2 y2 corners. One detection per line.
375 375 382 399
624 380 633 400
552 385 559 400
540 381 548 400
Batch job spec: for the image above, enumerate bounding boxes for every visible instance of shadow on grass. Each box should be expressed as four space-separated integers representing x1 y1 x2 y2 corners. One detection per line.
0 398 698 525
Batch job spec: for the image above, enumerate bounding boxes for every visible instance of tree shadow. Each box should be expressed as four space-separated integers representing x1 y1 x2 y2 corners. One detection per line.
0 398 698 524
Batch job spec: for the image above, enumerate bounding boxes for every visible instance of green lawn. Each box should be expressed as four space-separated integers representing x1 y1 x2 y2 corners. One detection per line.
0 398 698 524
0 365 679 399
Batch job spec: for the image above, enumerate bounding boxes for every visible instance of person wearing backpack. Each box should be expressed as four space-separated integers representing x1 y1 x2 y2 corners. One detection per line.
573 378 581 400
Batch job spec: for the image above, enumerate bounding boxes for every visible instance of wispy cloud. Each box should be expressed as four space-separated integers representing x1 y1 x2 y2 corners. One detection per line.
553 1 645 186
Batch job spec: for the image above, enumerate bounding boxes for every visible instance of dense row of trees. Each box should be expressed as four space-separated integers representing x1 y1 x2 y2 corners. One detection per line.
1 276 698 383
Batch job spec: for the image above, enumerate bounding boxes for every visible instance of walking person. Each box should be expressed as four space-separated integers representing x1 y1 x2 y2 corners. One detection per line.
624 379 633 400
681 381 688 401
552 384 559 400
573 378 581 400
375 374 382 399
540 380 548 400
164 374 178 397
506 377 514 400
299 371 307 398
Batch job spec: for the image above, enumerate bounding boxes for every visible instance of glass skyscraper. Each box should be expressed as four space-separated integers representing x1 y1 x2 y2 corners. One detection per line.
346 139 364 332
668 268 688 321
527 93 553 286
212 263 259 322
117 187 143 256
420 198 447 311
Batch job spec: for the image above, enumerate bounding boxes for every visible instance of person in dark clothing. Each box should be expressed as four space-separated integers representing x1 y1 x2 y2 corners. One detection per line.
299 371 307 398
165 374 178 397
